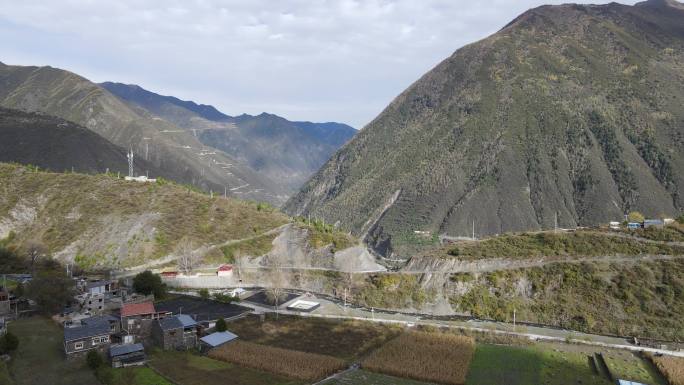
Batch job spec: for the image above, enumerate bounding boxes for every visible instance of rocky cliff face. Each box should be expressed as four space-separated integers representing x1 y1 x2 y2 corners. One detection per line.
285 0 684 259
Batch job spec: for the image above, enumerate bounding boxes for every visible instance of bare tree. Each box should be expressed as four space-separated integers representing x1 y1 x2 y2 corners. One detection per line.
266 255 287 320
234 248 244 283
24 240 47 273
176 237 199 274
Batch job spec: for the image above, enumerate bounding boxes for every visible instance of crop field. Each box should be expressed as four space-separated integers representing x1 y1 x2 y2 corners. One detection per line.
97 366 172 385
209 341 347 381
362 331 475 385
148 350 303 385
7 317 98 385
464 342 666 385
227 314 400 361
320 369 436 385
645 354 684 385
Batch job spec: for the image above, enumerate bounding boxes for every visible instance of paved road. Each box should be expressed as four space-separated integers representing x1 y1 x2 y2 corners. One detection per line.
237 293 684 358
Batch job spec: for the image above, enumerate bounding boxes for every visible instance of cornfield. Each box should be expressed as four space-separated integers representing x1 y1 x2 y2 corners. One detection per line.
363 331 475 385
646 353 684 385
208 341 347 381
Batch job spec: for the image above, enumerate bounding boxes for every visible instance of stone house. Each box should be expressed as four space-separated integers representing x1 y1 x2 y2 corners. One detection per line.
109 343 145 368
63 320 111 356
120 302 163 339
152 314 198 350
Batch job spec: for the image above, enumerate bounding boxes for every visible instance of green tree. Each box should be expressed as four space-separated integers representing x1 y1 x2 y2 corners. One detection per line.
628 211 645 223
0 332 19 354
677 214 684 224
215 318 227 332
132 270 166 299
198 288 209 299
86 350 103 370
26 267 75 314
212 293 235 304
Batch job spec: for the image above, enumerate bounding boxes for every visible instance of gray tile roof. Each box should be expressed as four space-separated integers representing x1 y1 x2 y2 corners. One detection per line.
110 343 144 357
86 280 109 289
64 321 110 342
159 314 197 331
82 315 118 325
200 331 238 347
158 316 183 331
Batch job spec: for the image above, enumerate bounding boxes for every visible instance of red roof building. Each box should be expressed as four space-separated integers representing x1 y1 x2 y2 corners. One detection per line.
217 264 233 277
121 302 156 318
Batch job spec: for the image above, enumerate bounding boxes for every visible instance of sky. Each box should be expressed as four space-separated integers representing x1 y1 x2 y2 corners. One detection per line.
0 0 639 128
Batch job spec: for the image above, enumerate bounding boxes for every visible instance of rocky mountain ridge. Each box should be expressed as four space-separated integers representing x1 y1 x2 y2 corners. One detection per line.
285 0 684 259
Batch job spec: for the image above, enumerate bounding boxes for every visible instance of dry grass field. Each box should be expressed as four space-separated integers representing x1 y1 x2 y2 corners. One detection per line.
363 331 475 385
208 341 346 382
227 315 400 361
647 354 684 385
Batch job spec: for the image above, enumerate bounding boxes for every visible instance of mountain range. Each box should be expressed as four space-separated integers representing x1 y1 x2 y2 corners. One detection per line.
0 107 163 176
100 82 356 192
285 0 684 259
0 63 355 205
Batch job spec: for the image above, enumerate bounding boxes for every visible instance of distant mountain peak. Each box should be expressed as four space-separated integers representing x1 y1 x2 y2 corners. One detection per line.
100 81 231 122
637 0 684 8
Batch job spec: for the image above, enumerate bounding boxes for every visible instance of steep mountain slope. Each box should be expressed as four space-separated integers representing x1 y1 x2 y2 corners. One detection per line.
0 63 285 204
0 163 371 271
285 0 684 259
100 82 356 192
0 107 164 176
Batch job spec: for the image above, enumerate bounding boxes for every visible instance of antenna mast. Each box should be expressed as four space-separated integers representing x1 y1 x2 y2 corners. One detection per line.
127 148 134 178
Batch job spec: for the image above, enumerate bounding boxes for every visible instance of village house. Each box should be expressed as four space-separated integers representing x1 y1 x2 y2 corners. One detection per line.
85 280 118 296
199 331 238 353
109 343 146 368
120 302 163 339
0 290 10 315
644 219 665 229
83 314 120 334
84 293 105 314
152 314 198 350
217 264 233 277
63 319 111 356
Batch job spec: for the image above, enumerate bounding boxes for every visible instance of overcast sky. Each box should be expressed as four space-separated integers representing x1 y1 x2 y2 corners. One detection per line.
0 0 638 128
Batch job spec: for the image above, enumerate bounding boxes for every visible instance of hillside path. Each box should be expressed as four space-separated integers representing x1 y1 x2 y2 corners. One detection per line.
401 254 684 274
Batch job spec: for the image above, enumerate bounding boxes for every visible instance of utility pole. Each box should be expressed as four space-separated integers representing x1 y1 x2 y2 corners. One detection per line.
224 186 227 198
513 308 516 328
343 288 347 308
472 221 475 240
554 212 558 233
143 137 151 161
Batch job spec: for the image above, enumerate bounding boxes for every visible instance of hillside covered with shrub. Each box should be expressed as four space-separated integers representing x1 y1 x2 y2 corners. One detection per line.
0 163 289 269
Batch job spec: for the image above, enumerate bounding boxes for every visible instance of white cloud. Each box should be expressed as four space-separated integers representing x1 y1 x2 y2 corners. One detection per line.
0 0 639 128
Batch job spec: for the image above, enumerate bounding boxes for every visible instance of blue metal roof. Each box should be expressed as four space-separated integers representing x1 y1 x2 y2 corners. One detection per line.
159 314 197 330
200 331 238 347
110 343 144 357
